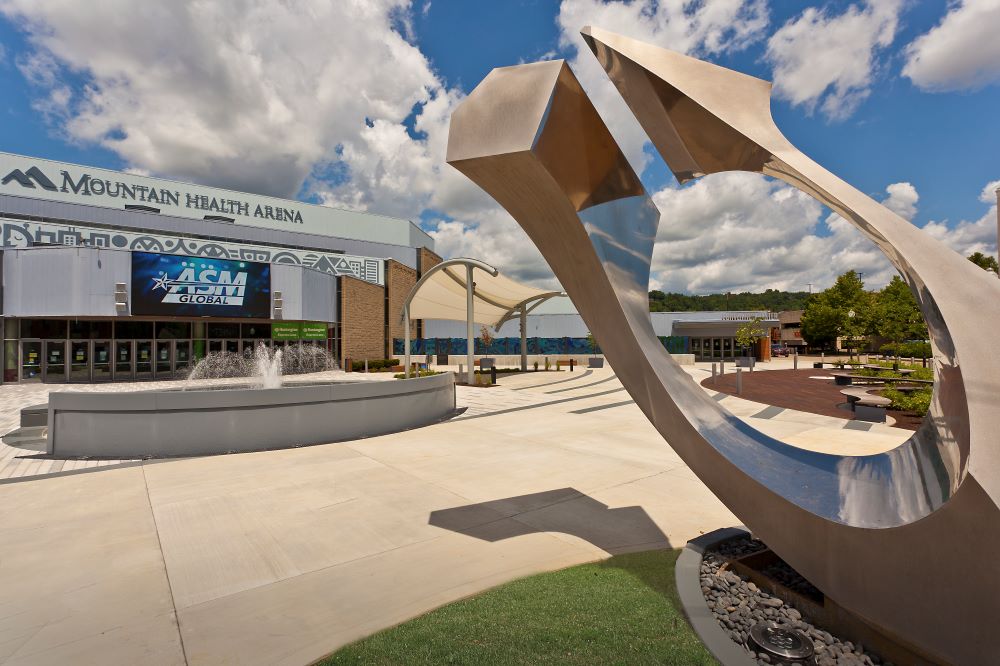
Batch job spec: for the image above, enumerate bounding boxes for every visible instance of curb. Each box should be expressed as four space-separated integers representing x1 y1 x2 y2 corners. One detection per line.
675 526 758 666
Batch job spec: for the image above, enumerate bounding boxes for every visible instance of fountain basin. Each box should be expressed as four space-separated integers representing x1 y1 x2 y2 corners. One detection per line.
46 373 455 458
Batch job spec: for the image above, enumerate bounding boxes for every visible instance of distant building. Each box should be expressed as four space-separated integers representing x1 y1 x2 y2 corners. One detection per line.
414 298 779 361
777 310 805 348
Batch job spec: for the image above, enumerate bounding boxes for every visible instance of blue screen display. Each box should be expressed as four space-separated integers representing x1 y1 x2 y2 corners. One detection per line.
131 252 271 318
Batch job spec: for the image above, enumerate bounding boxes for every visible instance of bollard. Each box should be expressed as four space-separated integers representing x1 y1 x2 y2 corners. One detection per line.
712 363 717 382
736 367 743 395
459 363 464 378
720 359 725 376
793 349 798 370
821 352 825 366
570 358 575 372
490 366 497 385
364 359 368 373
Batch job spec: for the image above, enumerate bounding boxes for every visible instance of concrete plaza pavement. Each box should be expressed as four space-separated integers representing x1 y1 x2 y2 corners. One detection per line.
0 360 910 665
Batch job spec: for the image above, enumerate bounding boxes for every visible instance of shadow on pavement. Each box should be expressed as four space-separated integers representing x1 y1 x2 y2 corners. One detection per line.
428 487 671 555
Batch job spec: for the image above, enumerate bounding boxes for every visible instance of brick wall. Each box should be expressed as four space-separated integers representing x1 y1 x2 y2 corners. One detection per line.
416 247 443 341
340 276 385 362
418 247 442 276
385 259 417 357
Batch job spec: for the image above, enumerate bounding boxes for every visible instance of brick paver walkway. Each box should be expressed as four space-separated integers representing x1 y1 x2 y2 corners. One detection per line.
701 367 922 430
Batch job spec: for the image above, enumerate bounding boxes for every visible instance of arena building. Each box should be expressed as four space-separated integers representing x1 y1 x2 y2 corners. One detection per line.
0 151 438 383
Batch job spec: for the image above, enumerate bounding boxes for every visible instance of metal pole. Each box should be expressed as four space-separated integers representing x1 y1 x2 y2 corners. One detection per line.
520 306 527 372
712 363 717 382
736 367 743 395
793 348 798 370
466 265 475 386
719 359 725 376
404 304 411 379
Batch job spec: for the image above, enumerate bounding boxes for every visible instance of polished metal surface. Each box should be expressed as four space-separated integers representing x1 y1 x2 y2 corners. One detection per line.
447 36 1000 663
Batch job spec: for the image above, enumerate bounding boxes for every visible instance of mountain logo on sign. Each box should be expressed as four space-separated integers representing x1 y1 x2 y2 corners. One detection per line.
151 260 248 306
1 166 58 191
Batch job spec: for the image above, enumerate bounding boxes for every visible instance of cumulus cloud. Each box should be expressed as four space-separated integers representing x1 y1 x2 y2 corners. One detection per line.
648 174 913 294
921 179 999 257
903 0 1000 92
765 0 902 120
0 0 446 205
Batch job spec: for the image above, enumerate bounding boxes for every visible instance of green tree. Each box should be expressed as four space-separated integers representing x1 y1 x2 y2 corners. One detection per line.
968 252 999 274
800 296 840 349
735 317 767 357
876 276 927 346
585 330 599 354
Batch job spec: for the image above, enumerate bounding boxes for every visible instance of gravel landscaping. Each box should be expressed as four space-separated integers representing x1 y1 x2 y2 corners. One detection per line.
702 536 890 665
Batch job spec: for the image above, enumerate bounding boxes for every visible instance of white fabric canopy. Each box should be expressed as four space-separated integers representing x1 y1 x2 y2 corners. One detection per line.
407 260 557 327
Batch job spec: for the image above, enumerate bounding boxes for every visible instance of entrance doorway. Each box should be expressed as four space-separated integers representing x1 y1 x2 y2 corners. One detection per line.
21 341 42 383
43 340 66 383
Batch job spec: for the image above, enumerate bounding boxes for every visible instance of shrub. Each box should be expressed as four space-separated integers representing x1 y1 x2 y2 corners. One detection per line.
394 370 444 379
882 387 932 416
351 358 400 372
880 341 931 358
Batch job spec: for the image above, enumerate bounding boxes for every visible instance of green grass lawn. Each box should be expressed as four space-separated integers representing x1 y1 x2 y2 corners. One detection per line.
320 549 716 665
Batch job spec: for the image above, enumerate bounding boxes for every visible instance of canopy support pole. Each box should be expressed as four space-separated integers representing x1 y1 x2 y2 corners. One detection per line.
520 306 527 371
404 304 411 379
466 265 475 386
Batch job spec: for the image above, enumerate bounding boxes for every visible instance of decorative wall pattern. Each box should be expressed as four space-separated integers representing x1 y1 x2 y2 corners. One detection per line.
1 218 384 284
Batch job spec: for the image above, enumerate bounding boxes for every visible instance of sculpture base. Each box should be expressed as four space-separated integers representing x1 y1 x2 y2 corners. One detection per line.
679 528 941 666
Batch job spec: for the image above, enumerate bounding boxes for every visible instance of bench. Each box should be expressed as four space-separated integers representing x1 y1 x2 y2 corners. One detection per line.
555 360 577 370
840 388 890 423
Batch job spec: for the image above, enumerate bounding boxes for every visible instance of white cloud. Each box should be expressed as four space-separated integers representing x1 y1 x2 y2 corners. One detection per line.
0 0 445 204
765 1 902 120
903 0 1000 92
883 181 918 220
648 173 904 294
921 179 998 257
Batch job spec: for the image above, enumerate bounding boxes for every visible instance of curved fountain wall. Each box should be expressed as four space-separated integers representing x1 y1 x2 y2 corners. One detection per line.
46 373 455 458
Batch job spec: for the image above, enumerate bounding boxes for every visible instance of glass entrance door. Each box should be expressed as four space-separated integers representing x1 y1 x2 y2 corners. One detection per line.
136 340 153 380
70 340 90 382
93 341 112 382
43 340 66 382
21 341 42 383
115 341 133 381
175 341 191 376
155 340 173 378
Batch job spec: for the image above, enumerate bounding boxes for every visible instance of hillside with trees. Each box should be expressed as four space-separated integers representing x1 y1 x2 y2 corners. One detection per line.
648 288 810 313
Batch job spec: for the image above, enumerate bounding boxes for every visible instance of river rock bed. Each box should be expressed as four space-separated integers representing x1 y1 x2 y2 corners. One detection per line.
702 535 888 665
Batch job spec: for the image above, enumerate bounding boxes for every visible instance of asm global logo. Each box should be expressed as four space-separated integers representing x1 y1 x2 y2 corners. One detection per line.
152 260 249 306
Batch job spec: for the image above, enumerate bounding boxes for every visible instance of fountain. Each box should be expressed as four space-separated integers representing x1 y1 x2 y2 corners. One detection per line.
44 342 455 458
185 342 338 388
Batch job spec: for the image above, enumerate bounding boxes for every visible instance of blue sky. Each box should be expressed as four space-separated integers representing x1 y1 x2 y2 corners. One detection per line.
0 0 997 293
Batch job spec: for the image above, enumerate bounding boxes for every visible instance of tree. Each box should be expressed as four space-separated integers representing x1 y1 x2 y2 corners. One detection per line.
585 330 599 355
800 297 840 349
478 325 495 355
876 276 927 346
968 252 999 274
735 317 767 357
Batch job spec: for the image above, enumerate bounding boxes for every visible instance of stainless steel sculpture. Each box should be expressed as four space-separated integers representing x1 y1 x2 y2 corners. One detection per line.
447 28 1000 664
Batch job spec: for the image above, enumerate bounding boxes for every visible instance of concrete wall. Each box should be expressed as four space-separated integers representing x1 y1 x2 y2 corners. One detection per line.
47 372 455 457
3 246 131 317
340 275 385 361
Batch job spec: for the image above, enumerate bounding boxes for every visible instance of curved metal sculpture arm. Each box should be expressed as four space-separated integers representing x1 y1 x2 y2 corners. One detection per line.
447 47 1000 664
